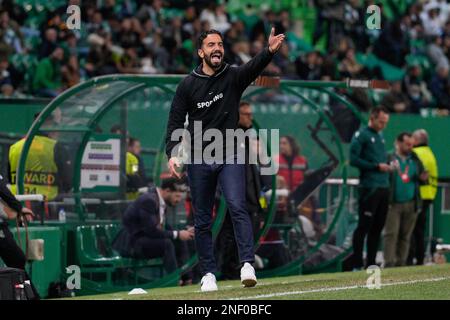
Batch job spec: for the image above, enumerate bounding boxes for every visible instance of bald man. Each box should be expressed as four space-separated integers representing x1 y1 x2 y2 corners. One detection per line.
408 129 438 265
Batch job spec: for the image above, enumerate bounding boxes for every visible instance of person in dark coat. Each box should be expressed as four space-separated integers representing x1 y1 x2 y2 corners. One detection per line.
112 178 194 282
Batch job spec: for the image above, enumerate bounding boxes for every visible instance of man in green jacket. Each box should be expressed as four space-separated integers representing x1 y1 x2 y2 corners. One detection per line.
384 132 427 267
32 46 64 98
349 106 392 269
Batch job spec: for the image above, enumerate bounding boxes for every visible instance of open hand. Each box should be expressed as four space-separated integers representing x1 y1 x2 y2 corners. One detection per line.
268 27 285 54
168 157 182 179
420 171 429 182
21 207 34 222
378 163 392 172
179 228 194 241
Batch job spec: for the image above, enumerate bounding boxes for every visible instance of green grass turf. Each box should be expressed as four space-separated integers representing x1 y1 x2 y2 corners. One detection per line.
70 263 450 300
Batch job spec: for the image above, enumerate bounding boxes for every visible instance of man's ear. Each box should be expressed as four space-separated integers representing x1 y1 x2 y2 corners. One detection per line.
197 48 204 59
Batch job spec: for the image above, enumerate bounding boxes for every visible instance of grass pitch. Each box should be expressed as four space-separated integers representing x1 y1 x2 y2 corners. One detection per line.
73 263 450 300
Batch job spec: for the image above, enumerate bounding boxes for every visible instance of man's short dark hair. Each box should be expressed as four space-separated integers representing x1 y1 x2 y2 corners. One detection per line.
110 124 123 134
396 132 412 142
370 106 390 117
128 136 139 147
197 29 223 49
160 177 183 192
239 101 251 109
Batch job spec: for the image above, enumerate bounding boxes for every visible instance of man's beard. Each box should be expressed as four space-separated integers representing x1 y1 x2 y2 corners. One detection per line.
204 52 223 70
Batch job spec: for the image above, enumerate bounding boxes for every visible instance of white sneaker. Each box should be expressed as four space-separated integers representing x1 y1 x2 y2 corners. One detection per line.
240 262 257 288
200 273 218 292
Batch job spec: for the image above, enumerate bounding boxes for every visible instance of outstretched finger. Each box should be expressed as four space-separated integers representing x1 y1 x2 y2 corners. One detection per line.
270 27 275 37
170 164 181 178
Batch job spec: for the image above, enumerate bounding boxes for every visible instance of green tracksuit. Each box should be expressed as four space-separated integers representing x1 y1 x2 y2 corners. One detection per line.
350 126 389 188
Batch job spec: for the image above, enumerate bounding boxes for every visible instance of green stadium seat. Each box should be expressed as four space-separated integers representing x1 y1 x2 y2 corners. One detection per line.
356 52 405 81
75 224 164 286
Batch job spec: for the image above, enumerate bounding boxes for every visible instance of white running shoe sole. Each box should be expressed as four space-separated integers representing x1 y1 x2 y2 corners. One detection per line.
201 273 218 292
241 277 257 288
201 285 218 292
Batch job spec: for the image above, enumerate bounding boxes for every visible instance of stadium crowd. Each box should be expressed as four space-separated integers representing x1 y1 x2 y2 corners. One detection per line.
0 1 445 291
0 0 448 115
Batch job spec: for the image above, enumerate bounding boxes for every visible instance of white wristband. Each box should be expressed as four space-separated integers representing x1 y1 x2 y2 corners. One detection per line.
173 231 178 240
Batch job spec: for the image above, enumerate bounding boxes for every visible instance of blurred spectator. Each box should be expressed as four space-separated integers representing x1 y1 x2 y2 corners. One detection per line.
61 55 81 89
199 3 231 34
117 47 141 73
347 0 370 52
0 56 12 88
128 136 148 186
154 37 191 74
402 65 432 114
0 83 13 97
136 0 164 31
85 34 118 76
312 0 345 51
117 17 141 49
224 21 247 63
420 3 445 37
427 35 449 69
140 49 158 74
272 43 296 78
100 0 119 21
344 87 374 113
295 51 322 80
276 10 291 35
64 32 79 57
32 47 64 98
255 175 291 270
126 138 143 200
338 47 365 78
38 27 58 59
429 64 450 113
0 10 24 54
373 19 410 67
229 40 251 66
251 9 277 42
86 10 109 35
181 5 198 39
381 81 411 113
276 135 308 193
162 16 189 48
0 0 448 108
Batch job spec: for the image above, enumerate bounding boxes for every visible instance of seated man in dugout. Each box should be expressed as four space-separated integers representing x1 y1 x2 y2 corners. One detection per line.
112 177 195 285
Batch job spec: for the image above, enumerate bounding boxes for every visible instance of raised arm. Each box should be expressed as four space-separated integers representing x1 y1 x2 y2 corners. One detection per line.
234 27 285 91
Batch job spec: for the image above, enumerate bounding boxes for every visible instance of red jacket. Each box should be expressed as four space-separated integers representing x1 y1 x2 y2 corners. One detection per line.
276 154 308 192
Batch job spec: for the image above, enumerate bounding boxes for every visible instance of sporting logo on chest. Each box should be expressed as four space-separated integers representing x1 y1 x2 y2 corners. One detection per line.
196 92 224 109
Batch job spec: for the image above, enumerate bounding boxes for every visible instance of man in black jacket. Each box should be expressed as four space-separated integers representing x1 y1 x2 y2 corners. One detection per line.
112 178 194 279
165 28 284 291
216 101 269 280
0 174 34 269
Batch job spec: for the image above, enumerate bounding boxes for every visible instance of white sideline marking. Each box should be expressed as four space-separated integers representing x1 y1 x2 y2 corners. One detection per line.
229 276 450 300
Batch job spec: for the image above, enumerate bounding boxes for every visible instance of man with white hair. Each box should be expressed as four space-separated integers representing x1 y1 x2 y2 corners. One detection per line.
408 129 439 265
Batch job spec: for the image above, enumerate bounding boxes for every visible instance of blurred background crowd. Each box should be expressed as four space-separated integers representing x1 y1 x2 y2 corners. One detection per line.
0 0 449 115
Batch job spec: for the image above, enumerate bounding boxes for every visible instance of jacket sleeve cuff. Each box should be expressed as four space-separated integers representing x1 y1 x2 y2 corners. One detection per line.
267 46 275 55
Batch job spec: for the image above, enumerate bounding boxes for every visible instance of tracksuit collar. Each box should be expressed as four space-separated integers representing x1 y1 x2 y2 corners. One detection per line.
192 63 229 78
